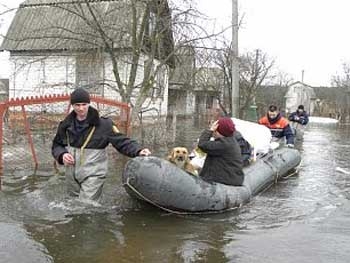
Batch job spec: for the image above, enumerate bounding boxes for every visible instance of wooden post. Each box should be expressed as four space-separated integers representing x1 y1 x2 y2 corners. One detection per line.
231 0 239 117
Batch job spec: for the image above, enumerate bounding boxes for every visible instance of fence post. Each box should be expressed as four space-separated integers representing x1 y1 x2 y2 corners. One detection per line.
21 105 38 169
0 94 131 175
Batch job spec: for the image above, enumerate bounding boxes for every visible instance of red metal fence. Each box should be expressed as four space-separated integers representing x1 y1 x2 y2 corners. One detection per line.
0 94 130 182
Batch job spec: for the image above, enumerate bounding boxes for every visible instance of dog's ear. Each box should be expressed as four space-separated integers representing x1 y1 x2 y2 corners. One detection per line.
167 149 175 161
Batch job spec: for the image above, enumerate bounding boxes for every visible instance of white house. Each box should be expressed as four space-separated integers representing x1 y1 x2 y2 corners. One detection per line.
0 0 175 118
285 81 316 115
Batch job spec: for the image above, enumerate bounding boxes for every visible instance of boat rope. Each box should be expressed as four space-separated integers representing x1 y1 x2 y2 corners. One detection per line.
124 178 188 215
123 177 240 216
281 165 300 179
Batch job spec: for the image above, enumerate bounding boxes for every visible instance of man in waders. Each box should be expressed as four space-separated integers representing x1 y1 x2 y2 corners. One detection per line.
51 88 151 202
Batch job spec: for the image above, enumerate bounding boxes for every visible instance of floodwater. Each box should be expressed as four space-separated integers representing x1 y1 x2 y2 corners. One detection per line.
1 118 350 263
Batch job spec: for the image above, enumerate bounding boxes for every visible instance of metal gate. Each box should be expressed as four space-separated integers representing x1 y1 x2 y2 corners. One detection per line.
0 94 130 181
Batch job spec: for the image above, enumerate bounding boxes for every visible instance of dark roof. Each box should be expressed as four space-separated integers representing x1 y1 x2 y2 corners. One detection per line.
0 0 174 64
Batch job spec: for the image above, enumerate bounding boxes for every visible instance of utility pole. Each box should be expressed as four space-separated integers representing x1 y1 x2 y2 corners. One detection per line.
231 0 239 117
301 70 305 83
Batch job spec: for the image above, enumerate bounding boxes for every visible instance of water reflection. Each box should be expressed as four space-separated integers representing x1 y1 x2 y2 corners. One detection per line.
0 222 52 263
1 119 350 262
23 210 241 263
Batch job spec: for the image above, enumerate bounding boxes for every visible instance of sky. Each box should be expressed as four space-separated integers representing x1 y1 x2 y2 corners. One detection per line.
1 0 350 86
197 0 350 86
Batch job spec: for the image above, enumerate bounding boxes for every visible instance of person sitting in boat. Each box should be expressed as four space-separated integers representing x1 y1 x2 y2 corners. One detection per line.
288 105 309 126
234 130 253 167
197 117 244 186
258 105 295 147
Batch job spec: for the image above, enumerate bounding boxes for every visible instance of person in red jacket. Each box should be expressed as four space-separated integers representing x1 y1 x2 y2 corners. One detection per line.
258 105 294 147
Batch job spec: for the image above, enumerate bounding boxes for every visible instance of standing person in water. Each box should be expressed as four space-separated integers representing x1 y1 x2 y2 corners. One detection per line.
52 88 151 202
258 105 295 147
288 104 309 126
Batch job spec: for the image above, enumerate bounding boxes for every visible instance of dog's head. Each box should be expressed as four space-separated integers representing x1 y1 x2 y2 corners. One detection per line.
167 147 190 168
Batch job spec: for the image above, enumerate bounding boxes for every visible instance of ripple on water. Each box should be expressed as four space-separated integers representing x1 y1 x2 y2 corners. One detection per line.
0 222 53 263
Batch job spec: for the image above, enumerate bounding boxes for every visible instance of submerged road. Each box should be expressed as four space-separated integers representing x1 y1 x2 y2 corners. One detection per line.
0 119 349 263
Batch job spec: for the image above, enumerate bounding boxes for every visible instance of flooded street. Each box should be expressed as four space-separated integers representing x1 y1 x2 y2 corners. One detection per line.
1 119 350 263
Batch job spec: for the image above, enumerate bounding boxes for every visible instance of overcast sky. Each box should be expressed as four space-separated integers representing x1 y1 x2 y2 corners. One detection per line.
197 0 350 87
1 0 350 87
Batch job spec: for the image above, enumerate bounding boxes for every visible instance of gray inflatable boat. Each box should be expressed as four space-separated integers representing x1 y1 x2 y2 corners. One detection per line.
122 147 301 214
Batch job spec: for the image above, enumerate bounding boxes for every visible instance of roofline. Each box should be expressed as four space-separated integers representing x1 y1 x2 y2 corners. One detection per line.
20 0 121 8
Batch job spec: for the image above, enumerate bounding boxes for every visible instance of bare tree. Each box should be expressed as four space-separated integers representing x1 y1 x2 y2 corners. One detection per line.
1 0 219 122
239 49 275 118
206 42 276 119
328 63 350 121
331 63 350 88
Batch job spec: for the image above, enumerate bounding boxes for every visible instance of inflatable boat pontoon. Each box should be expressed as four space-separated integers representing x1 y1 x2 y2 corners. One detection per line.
122 147 301 214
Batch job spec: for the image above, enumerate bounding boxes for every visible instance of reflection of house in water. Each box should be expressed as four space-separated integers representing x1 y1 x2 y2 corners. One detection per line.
284 81 316 115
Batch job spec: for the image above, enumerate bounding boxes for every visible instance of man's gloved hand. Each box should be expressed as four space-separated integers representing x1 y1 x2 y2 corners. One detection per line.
286 144 294 148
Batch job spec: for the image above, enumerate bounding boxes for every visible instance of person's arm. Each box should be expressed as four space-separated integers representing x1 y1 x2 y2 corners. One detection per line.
288 112 295 122
197 121 226 156
300 113 309 125
51 122 69 165
108 120 150 157
258 117 264 125
283 124 295 145
290 112 302 123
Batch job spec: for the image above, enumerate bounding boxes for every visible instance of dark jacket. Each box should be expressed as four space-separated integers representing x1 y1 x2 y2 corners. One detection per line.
258 113 295 145
234 131 252 166
52 106 142 165
198 129 244 186
288 111 309 125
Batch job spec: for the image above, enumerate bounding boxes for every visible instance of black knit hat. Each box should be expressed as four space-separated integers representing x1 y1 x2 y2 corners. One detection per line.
297 105 304 110
70 88 90 104
268 105 278 112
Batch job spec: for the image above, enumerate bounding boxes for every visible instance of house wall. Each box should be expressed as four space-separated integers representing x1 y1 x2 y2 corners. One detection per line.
167 87 196 117
186 91 196 114
8 52 168 117
0 79 9 101
9 55 76 98
103 53 168 118
285 84 316 115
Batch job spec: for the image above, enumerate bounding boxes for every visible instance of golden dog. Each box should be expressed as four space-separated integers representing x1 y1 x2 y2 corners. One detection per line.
167 147 198 176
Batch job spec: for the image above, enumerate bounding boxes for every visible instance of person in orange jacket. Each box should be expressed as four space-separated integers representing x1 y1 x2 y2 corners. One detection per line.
258 105 295 147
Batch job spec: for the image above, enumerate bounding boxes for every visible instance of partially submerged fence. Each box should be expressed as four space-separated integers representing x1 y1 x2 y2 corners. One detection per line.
0 94 130 181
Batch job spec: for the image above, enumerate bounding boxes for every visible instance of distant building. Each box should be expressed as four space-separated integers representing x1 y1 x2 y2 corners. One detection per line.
194 67 222 114
168 46 196 116
284 81 316 115
168 46 221 117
